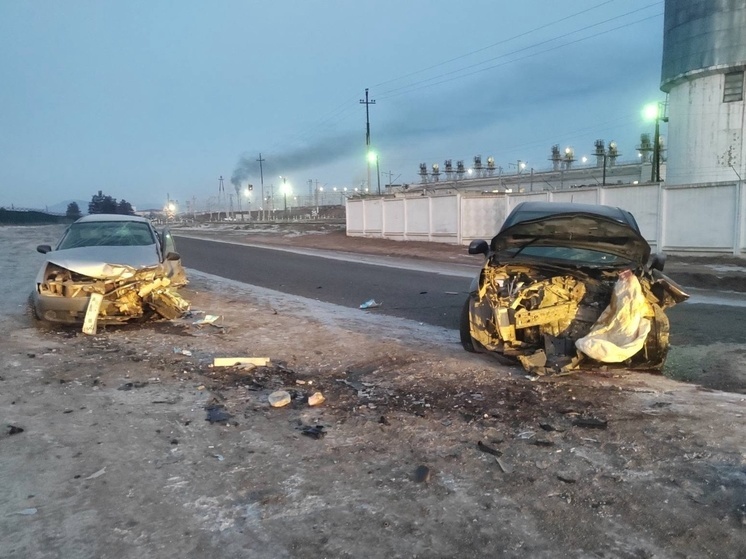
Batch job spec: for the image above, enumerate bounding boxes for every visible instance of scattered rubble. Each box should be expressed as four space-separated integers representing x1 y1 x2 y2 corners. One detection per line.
413 465 431 483
477 441 502 457
359 299 382 309
117 381 148 391
213 357 270 368
205 404 232 423
268 390 292 408
308 391 325 406
299 424 326 439
572 416 608 429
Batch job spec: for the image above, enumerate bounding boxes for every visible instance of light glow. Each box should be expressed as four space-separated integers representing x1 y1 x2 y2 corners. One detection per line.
643 103 659 121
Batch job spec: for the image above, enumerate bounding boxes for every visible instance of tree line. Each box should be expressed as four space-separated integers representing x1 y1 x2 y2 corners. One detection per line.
65 191 136 220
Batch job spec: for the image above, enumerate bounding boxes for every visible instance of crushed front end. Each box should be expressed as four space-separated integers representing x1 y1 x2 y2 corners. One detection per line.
467 262 686 374
34 262 190 330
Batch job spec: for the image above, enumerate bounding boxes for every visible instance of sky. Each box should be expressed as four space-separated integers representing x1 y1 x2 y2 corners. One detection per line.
0 0 667 212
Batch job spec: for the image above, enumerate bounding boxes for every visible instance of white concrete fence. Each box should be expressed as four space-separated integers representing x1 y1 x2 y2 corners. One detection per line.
346 181 746 257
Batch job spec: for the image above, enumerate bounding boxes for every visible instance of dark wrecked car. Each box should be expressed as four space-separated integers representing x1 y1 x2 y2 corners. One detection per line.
460 201 688 374
32 214 189 333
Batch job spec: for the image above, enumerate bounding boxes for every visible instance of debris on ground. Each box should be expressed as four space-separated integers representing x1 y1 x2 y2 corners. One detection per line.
15 508 38 516
213 357 270 367
308 391 325 406
268 390 292 408
572 416 608 429
118 381 149 391
477 440 502 457
85 467 107 480
299 424 326 439
205 404 233 423
7 425 24 436
413 465 431 483
557 471 579 483
193 314 222 326
359 299 382 309
495 457 513 473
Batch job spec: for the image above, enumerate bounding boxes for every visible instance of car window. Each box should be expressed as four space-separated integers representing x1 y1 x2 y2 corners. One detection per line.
498 245 631 266
57 221 156 249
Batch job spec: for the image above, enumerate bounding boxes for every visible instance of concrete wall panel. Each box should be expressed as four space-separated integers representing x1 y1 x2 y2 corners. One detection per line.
405 198 430 236
347 181 746 256
383 199 405 234
363 199 383 233
431 196 458 236
663 184 737 250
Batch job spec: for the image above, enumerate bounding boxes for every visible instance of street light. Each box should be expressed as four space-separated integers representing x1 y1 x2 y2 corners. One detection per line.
243 186 252 221
367 151 381 195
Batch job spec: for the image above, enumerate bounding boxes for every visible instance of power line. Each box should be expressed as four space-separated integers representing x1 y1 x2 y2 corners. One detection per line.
373 0 618 89
377 12 663 101
377 5 663 99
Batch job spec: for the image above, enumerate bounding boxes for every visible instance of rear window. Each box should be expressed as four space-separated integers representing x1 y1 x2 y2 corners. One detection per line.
58 221 155 249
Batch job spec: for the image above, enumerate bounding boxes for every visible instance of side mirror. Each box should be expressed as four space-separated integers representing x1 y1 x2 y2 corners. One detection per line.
165 251 181 261
37 245 52 254
468 239 489 256
650 252 666 272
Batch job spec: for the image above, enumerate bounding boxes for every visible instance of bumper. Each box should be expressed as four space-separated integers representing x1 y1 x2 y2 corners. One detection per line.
31 290 134 324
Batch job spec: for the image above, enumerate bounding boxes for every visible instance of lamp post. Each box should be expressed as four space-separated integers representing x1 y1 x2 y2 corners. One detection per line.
244 186 252 221
367 151 381 195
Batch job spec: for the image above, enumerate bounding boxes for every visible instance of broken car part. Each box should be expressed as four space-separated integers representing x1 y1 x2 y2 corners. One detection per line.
461 202 688 373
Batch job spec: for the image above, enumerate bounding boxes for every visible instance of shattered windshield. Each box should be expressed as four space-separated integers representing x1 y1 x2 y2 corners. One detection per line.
499 245 632 266
57 221 156 249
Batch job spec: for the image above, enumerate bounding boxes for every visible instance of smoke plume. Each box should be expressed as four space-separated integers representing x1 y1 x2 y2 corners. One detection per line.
231 131 361 186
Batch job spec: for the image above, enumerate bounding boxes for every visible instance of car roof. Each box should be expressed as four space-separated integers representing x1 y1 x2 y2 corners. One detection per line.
74 214 151 224
500 201 640 233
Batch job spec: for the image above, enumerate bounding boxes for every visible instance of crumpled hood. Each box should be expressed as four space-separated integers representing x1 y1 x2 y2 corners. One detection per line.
43 244 162 279
491 213 651 266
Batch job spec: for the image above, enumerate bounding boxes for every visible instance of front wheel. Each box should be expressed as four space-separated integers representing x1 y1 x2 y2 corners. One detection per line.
459 297 477 353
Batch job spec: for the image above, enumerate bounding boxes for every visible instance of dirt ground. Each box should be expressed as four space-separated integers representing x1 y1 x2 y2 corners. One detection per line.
1 224 746 559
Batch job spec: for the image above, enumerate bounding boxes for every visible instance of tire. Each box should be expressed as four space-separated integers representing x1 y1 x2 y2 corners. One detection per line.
27 292 41 321
460 297 478 353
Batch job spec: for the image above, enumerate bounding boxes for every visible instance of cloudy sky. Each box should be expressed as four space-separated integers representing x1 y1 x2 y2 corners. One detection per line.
0 0 666 211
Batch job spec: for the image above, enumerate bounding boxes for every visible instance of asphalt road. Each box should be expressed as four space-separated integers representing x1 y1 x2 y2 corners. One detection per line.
175 236 471 329
175 236 746 345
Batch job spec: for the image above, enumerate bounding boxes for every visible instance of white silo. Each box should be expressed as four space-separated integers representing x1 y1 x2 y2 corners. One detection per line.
661 0 746 185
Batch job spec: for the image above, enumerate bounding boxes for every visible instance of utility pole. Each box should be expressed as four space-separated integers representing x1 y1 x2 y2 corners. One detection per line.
652 102 668 183
360 88 376 196
257 153 266 221
218 176 225 220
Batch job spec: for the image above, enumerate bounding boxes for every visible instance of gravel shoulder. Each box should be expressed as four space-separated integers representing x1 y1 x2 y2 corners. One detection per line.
1 224 745 559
